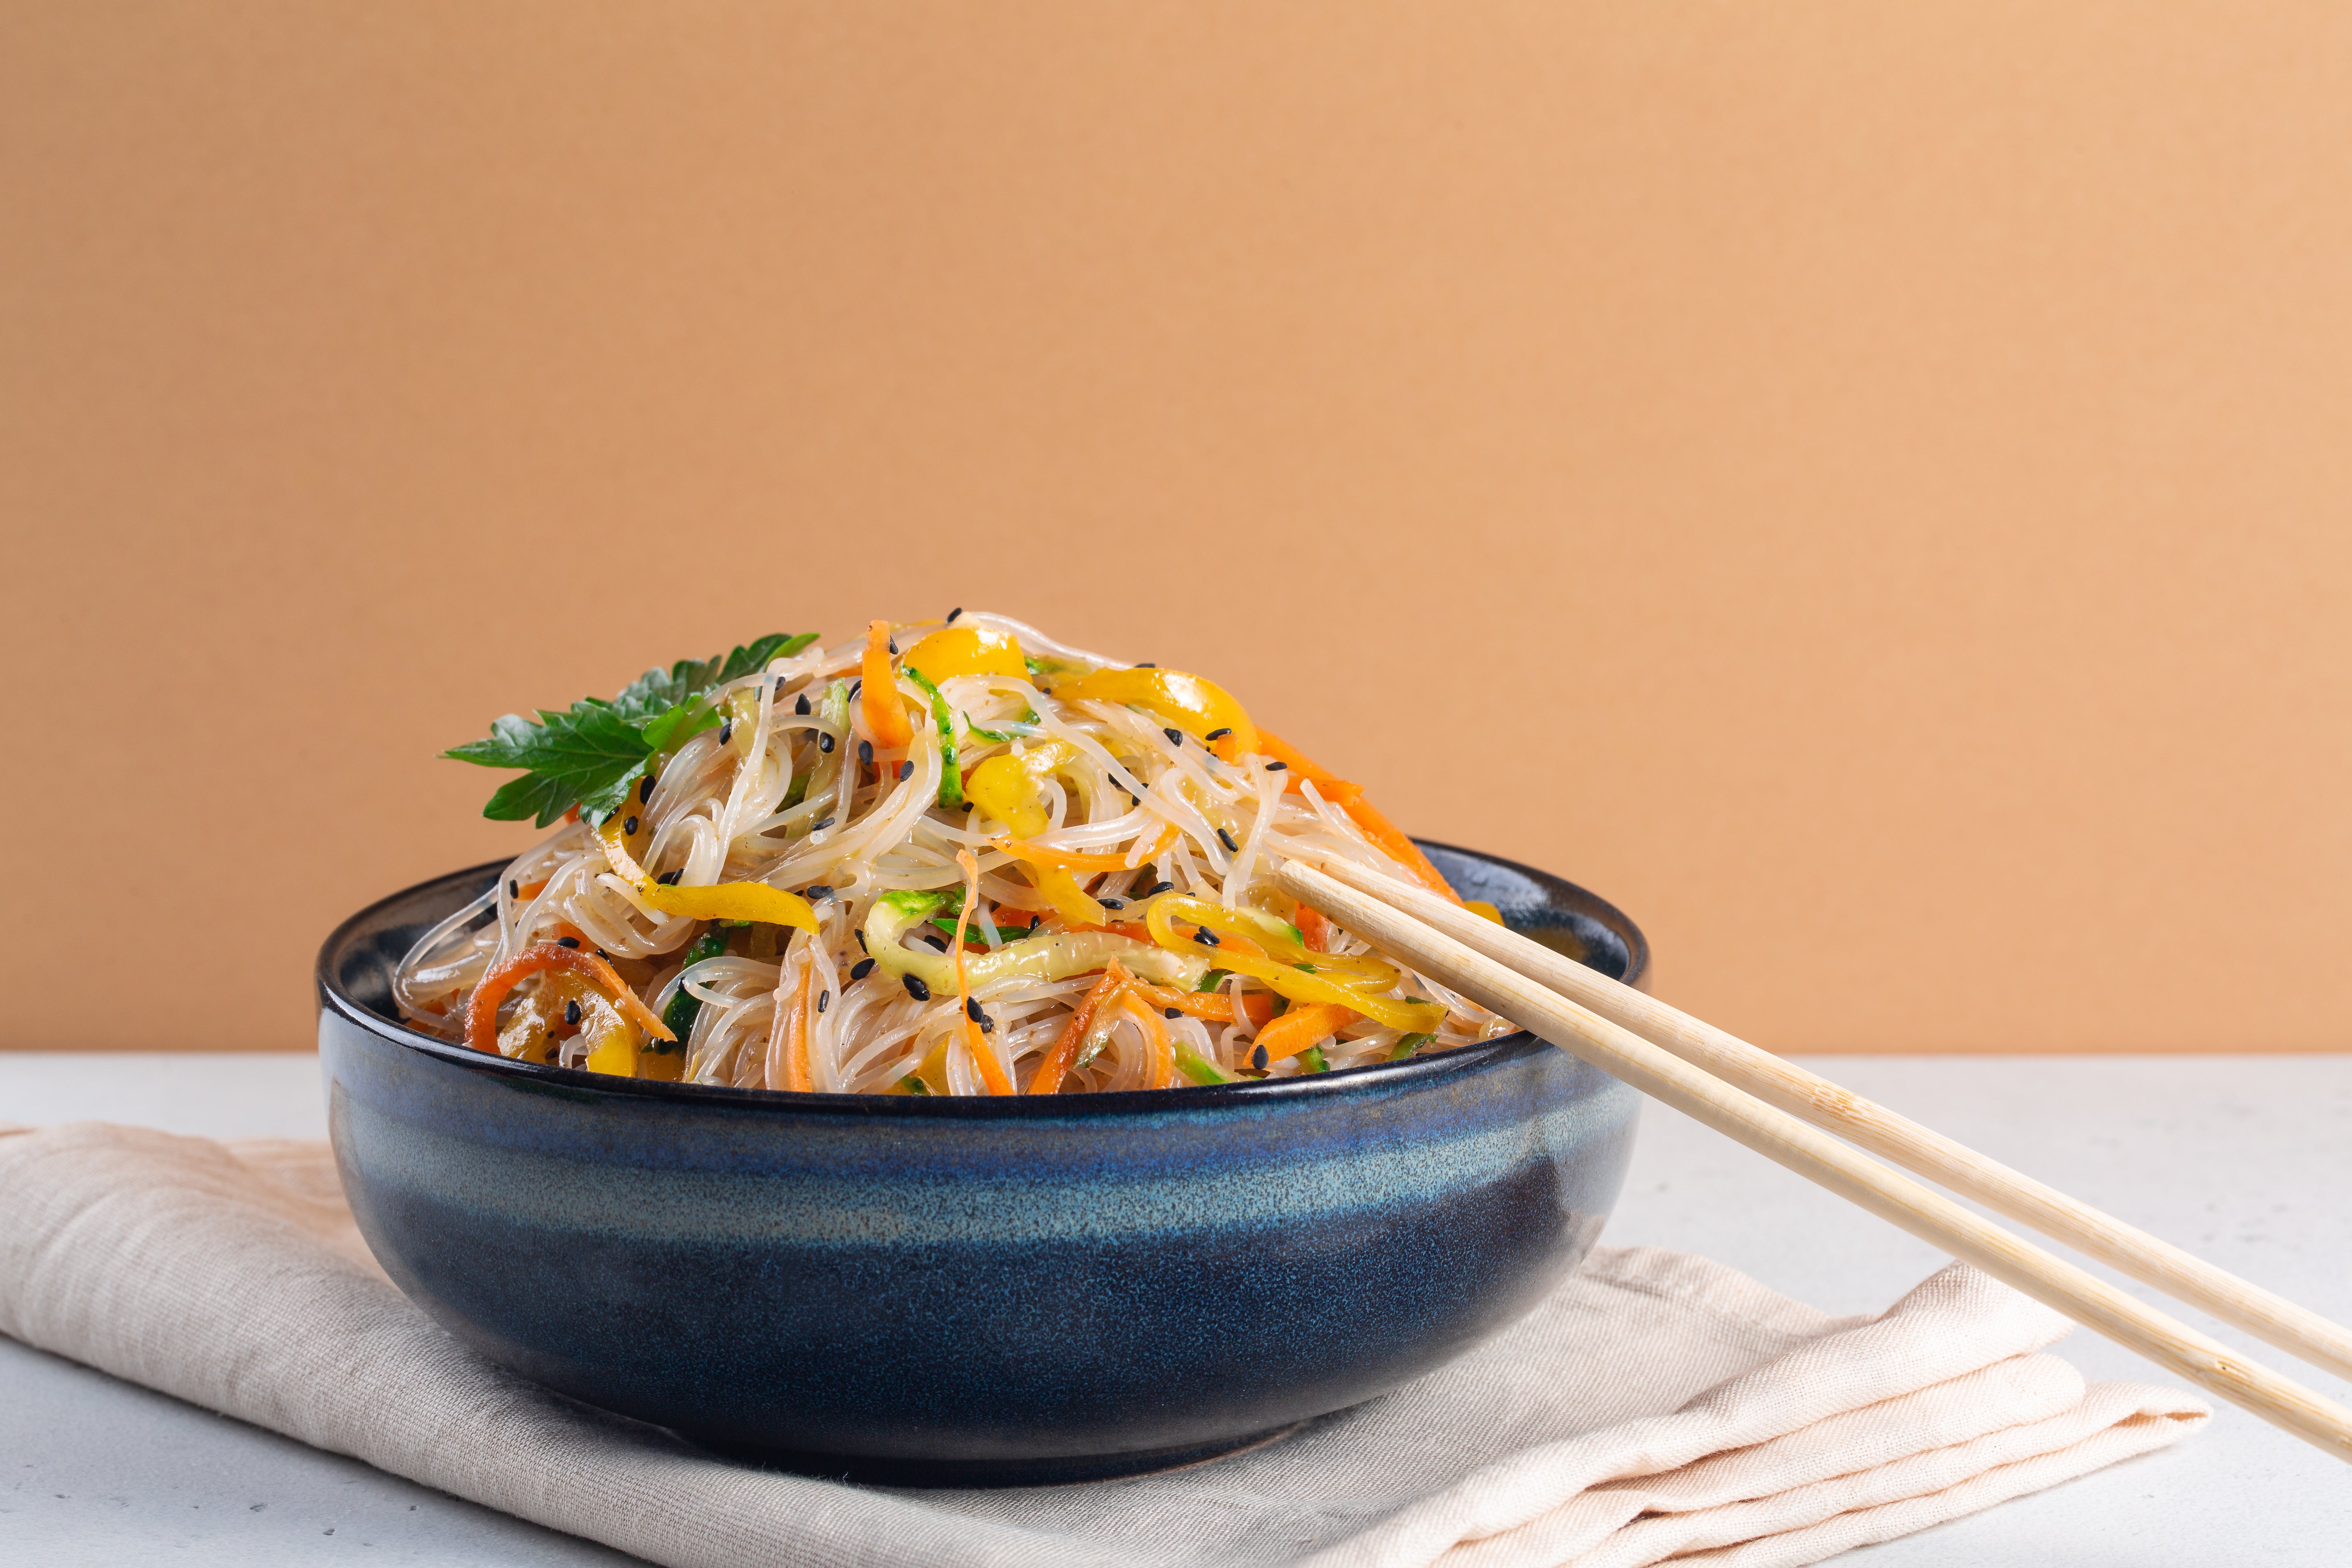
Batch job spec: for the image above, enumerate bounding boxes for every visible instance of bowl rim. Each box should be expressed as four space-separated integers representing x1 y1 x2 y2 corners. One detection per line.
317 840 1646 1120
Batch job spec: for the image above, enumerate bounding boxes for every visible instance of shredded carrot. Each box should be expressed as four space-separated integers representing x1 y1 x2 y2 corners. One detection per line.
1126 980 1277 1028
1119 990 1177 1090
1250 1001 1357 1066
1294 902 1333 953
1028 964 1130 1094
782 961 815 1092
464 942 675 1056
1254 728 1463 905
861 619 914 749
954 850 1014 1094
993 824 1178 874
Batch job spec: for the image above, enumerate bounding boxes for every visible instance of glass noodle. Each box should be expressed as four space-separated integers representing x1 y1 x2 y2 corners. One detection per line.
394 613 1509 1093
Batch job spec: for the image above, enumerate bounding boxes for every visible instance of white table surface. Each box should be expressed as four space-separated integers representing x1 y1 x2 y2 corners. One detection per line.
3 1053 2346 1565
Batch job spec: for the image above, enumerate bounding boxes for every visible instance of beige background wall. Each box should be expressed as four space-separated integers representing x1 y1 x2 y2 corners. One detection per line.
6 3 2349 1053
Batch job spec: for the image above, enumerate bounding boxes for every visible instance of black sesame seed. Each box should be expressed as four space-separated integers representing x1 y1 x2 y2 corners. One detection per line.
817 990 831 1014
917 933 946 952
897 761 913 781
1135 662 1157 668
596 948 609 959
1265 761 1288 773
1162 727 1184 746
803 884 833 900
564 1000 581 1025
1205 727 1232 742
903 973 930 1001
639 775 656 803
1193 929 1220 947
1216 827 1240 853
818 733 834 753
1098 897 1126 911
719 720 734 745
508 879 519 898
656 870 682 886
859 739 874 765
965 996 986 1023
947 606 963 622
887 635 899 655
811 817 836 832
774 677 789 697
1143 880 1174 896
557 936 580 949
1163 1007 1182 1020
795 692 811 716
1252 1044 1270 1070
849 960 875 984
856 929 868 951
623 815 639 836
847 677 862 699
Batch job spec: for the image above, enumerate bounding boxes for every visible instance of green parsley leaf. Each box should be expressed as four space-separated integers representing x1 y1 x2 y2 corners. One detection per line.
444 633 818 827
448 703 656 827
608 634 818 724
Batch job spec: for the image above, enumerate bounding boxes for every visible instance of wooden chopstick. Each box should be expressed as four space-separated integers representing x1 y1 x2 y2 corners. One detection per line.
1276 859 2352 1463
1300 855 2352 1390
1317 851 2352 1392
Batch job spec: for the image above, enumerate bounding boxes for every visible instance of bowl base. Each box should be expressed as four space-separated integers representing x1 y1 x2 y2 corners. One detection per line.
703 1418 1313 1489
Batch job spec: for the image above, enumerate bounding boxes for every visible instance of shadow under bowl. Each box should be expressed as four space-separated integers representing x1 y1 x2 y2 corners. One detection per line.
316 842 1647 1486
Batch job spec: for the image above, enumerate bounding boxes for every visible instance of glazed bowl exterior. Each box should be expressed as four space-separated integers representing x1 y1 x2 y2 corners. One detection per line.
316 842 1647 1484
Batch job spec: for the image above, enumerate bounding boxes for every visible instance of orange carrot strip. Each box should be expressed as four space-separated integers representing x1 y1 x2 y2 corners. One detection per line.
1119 990 1176 1090
861 619 914 749
1294 902 1333 953
1127 980 1277 1028
464 942 675 1056
955 850 1014 1095
1250 1001 1357 1066
1254 728 1462 905
1028 964 1130 1095
782 961 815 1092
993 824 1178 874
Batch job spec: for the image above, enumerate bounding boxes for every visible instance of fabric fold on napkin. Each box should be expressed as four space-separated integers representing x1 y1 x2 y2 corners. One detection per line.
0 1122 2206 1568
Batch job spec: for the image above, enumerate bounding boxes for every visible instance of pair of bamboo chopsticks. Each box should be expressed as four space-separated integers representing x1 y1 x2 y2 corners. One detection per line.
1274 858 2352 1463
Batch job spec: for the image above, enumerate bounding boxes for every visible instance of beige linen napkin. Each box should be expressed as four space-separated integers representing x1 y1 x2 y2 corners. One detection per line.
0 1122 2206 1567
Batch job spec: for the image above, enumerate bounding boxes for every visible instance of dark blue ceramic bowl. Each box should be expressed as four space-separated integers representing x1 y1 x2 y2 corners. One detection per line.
316 843 1647 1484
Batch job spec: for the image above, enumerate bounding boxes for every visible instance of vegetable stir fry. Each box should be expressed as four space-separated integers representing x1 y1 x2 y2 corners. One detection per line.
394 613 1511 1093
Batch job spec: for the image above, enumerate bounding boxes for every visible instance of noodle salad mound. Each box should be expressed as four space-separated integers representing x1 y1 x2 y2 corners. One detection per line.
397 612 1511 1094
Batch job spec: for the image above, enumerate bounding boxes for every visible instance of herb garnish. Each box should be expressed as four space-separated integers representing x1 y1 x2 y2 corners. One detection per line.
444 633 817 826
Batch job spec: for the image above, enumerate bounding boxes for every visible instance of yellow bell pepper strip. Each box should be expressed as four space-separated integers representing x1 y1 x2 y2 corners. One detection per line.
988 822 1176 930
954 851 1014 1095
882 1039 952 1095
596 819 819 933
900 667 968 810
1142 894 1445 1034
1464 900 1505 925
1117 990 1177 1090
1151 897 1395 986
1028 964 1132 1095
862 890 1206 997
465 941 675 1057
963 741 1076 838
583 998 642 1077
1250 1001 1357 1067
1059 667 1257 763
901 624 1029 682
860 620 914 750
1254 728 1465 906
